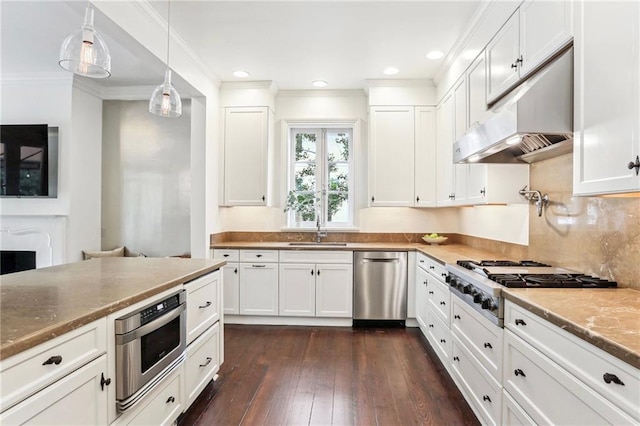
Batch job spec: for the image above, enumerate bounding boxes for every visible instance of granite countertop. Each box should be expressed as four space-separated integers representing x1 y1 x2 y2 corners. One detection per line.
212 241 505 265
0 257 225 361
504 288 640 370
212 240 640 369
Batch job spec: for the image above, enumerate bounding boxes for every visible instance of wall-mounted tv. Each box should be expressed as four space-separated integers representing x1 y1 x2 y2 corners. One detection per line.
0 124 59 197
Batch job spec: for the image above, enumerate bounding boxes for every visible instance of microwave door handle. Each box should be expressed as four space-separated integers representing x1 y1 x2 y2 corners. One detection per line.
116 304 186 345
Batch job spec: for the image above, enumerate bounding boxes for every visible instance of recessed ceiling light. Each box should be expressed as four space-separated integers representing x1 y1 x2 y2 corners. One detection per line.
426 51 444 60
383 67 399 75
233 70 250 78
312 80 328 87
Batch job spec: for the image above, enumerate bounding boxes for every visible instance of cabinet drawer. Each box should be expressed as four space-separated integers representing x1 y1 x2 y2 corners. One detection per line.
452 297 503 381
426 308 451 364
279 250 353 264
185 323 219 408
185 270 220 345
212 249 239 262
505 301 640 420
426 276 450 323
503 331 635 425
0 355 108 425
239 250 278 263
124 366 183 426
417 253 447 282
0 319 107 413
502 388 536 426
451 335 502 426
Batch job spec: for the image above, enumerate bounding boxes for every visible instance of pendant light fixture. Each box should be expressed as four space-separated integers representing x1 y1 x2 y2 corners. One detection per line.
149 0 182 118
59 2 111 78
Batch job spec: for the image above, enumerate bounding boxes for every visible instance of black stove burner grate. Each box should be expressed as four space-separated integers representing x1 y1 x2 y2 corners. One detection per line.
486 273 617 288
456 259 551 270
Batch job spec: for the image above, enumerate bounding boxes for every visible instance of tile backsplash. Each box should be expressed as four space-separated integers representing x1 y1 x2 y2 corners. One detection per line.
528 154 640 289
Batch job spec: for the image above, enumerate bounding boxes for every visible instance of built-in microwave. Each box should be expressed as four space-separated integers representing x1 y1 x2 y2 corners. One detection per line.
114 290 186 411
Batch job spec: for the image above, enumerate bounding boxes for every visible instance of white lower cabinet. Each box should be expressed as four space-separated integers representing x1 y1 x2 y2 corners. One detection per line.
0 355 108 425
185 270 220 345
315 264 353 317
185 322 220 408
239 263 279 316
118 365 183 426
503 331 635 425
502 387 535 426
451 335 502 426
279 263 316 316
415 265 430 334
221 263 240 315
425 309 451 364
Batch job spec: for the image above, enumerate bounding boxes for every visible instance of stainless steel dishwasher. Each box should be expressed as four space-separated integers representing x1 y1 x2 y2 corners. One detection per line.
353 251 408 326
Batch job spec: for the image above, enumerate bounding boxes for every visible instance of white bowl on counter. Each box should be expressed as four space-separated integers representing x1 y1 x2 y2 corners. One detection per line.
422 236 448 245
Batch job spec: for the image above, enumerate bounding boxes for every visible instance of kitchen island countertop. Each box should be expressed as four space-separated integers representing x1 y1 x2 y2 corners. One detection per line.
0 257 225 361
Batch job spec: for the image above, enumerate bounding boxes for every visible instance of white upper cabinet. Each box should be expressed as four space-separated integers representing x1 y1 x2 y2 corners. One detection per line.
369 106 415 206
466 53 490 132
486 0 573 103
486 10 521 103
222 107 270 206
414 107 437 207
436 93 455 207
573 0 640 195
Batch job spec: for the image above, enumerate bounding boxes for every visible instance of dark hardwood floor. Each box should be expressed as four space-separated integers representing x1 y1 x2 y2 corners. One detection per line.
178 325 479 426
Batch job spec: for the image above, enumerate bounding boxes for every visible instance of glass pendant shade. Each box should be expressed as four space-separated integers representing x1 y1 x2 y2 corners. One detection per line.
59 6 111 78
149 69 182 118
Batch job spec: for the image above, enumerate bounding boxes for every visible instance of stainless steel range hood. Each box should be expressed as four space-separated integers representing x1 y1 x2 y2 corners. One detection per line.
454 46 573 164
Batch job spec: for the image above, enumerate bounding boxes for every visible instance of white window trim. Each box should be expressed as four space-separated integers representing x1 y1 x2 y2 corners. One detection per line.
280 118 361 231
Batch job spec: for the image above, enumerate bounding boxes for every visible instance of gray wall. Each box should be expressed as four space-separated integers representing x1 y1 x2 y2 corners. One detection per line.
102 100 191 257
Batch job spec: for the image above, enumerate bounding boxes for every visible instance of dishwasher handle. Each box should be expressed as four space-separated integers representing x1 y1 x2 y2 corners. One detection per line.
361 258 400 263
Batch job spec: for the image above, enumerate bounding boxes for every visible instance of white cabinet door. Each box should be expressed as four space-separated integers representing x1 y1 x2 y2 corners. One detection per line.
573 0 640 195
222 263 239 315
415 266 430 335
519 0 573 78
414 107 437 207
466 164 529 205
239 263 278 316
369 106 415 206
279 263 316 316
185 270 220 345
467 53 489 132
315 264 353 317
185 323 220 409
223 107 269 206
453 78 469 205
0 355 108 425
486 10 521 103
436 93 455 206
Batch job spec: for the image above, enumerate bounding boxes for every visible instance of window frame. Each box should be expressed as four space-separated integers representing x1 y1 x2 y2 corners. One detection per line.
282 119 359 230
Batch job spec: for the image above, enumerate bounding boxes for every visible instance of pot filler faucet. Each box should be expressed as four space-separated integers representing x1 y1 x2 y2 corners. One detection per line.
519 185 549 217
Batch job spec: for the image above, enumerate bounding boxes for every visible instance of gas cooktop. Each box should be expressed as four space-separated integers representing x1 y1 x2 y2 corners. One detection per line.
455 259 617 289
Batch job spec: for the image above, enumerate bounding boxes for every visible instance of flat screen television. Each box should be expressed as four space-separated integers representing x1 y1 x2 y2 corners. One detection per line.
0 124 58 197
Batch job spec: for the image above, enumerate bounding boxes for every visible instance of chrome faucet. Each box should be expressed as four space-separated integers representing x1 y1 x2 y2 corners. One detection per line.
315 216 327 243
519 185 549 217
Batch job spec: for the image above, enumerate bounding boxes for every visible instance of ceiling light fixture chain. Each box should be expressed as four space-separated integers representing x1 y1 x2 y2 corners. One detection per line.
149 0 182 118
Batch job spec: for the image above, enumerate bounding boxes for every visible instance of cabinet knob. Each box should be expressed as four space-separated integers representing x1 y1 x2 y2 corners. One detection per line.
43 355 62 366
453 356 460 362
223 254 229 257
100 373 111 391
440 301 446 306
371 196 375 203
484 342 493 349
514 369 526 377
480 188 486 195
311 269 314 275
428 324 434 328
261 195 265 202
454 314 461 320
440 339 446 344
483 395 491 403
429 265 435 270
234 268 238 274
166 396 176 404
317 270 320 276
416 196 420 202
256 254 263 258
628 155 640 175
603 373 625 386
428 291 434 295
515 319 527 326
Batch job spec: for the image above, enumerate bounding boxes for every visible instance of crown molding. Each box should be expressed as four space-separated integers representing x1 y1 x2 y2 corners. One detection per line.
220 80 278 93
433 0 494 84
0 72 73 85
276 89 366 98
100 86 159 100
72 76 103 98
364 79 434 88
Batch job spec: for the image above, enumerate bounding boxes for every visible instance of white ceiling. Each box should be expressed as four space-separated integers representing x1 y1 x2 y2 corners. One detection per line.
1 1 481 93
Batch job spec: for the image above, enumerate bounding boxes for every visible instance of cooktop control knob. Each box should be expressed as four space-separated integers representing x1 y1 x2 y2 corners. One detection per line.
463 284 473 294
481 298 496 311
473 293 483 304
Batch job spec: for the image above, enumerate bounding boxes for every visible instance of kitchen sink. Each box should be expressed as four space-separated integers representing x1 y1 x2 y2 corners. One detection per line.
287 242 348 246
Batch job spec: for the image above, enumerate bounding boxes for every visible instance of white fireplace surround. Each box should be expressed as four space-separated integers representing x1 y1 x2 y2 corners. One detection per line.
0 216 66 268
